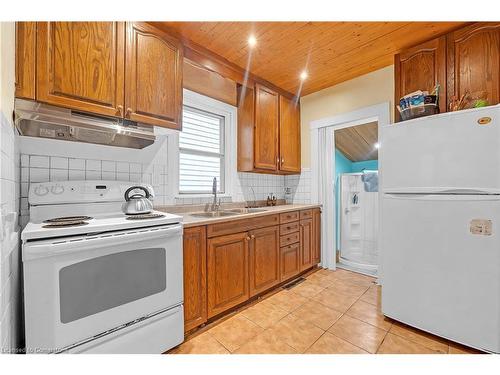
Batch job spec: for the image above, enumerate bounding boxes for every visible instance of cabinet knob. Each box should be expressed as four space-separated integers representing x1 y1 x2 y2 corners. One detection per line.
250 235 255 239
125 107 133 117
117 105 123 117
246 236 251 241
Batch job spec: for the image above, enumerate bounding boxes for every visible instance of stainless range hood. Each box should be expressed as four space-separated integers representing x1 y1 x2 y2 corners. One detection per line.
14 99 156 149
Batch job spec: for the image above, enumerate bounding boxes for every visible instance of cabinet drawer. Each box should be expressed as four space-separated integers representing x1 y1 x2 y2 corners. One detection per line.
280 221 299 236
279 211 299 224
280 232 299 247
300 209 313 220
207 214 279 238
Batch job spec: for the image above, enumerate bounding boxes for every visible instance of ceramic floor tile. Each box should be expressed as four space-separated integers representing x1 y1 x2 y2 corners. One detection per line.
333 271 375 288
359 285 381 307
305 273 336 288
241 300 289 328
377 333 440 354
328 315 387 353
292 300 343 330
263 289 310 312
208 314 264 352
311 288 358 313
234 329 298 354
171 332 229 354
305 332 368 354
290 280 326 298
448 342 484 354
267 314 324 353
346 300 393 331
327 280 370 299
389 322 449 354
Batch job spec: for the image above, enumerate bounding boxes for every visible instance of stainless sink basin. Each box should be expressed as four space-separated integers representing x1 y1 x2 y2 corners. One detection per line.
189 211 239 218
189 207 268 218
225 207 268 214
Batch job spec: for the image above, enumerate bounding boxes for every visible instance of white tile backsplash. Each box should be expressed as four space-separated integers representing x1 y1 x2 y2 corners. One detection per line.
50 156 69 170
69 158 85 170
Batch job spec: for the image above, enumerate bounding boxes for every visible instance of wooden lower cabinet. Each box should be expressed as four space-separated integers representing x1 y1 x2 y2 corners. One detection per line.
207 232 250 318
299 218 313 271
183 226 207 331
280 243 301 281
184 209 321 330
312 208 321 264
249 225 280 297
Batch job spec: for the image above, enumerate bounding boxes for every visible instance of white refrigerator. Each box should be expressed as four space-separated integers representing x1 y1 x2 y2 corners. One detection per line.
380 105 500 353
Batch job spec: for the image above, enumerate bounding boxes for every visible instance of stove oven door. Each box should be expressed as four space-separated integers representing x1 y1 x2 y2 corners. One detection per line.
22 224 183 353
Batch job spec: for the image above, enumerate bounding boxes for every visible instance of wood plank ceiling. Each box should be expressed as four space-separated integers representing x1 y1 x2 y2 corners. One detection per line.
335 122 378 162
157 22 468 96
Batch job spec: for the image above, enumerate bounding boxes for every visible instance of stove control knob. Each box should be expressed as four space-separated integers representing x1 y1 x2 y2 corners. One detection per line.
34 185 49 196
51 184 65 195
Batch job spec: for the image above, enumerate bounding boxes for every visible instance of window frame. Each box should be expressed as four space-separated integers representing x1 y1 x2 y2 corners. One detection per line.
175 89 237 198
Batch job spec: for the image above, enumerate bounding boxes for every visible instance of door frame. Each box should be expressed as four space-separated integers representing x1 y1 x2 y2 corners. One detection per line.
309 102 390 282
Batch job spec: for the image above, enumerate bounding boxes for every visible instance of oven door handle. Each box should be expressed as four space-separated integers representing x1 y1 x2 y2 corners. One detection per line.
23 224 182 261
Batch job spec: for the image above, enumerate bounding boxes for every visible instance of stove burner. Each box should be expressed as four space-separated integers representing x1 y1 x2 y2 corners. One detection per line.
42 221 90 228
43 216 93 223
126 213 165 220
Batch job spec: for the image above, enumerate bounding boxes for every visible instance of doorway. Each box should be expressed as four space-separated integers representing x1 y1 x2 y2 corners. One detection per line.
335 122 379 276
309 102 390 282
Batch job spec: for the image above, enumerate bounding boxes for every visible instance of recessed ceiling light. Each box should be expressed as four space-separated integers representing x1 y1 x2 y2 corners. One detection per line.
374 142 380 149
248 35 257 48
300 70 308 80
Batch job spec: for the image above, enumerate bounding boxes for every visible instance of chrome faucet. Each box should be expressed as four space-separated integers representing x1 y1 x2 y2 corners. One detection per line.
211 177 220 211
248 186 257 208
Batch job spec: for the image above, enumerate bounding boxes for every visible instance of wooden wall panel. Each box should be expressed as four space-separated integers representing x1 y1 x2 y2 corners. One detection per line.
184 59 237 106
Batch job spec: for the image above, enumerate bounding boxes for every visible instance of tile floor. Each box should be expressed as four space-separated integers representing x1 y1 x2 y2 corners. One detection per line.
169 268 483 354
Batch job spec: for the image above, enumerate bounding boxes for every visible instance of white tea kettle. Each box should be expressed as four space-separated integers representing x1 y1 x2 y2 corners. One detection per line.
122 186 154 215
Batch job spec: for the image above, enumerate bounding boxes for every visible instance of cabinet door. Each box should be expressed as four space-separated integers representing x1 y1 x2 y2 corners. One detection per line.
280 243 301 281
207 232 249 318
312 208 321 264
36 22 125 117
15 22 36 99
254 84 279 171
299 219 313 271
183 226 207 332
447 22 500 110
249 225 280 297
279 95 301 173
125 22 183 129
394 36 446 121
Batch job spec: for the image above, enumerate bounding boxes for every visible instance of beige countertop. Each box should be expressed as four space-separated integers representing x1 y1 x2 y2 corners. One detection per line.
156 204 322 228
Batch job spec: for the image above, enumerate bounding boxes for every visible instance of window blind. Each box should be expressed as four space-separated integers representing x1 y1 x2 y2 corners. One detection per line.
179 106 225 194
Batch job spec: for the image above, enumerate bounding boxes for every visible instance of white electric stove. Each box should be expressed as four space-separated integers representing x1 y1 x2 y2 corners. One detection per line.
21 180 184 354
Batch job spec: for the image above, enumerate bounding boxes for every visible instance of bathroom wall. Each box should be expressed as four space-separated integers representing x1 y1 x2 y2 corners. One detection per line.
334 148 378 250
0 21 22 353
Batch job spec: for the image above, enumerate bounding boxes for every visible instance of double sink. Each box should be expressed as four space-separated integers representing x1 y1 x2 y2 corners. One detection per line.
190 207 268 218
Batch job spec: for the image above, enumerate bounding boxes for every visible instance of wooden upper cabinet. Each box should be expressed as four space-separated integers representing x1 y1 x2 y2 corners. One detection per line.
125 22 183 129
36 22 125 117
207 232 249 318
254 84 279 171
299 218 313 271
183 226 207 332
248 225 280 297
279 95 301 173
394 36 446 121
15 22 36 99
447 22 500 110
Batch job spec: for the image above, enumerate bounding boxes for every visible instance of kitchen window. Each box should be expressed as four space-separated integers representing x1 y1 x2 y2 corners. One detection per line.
179 90 236 196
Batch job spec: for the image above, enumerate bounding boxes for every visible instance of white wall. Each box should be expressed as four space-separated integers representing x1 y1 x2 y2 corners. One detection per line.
0 21 22 353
